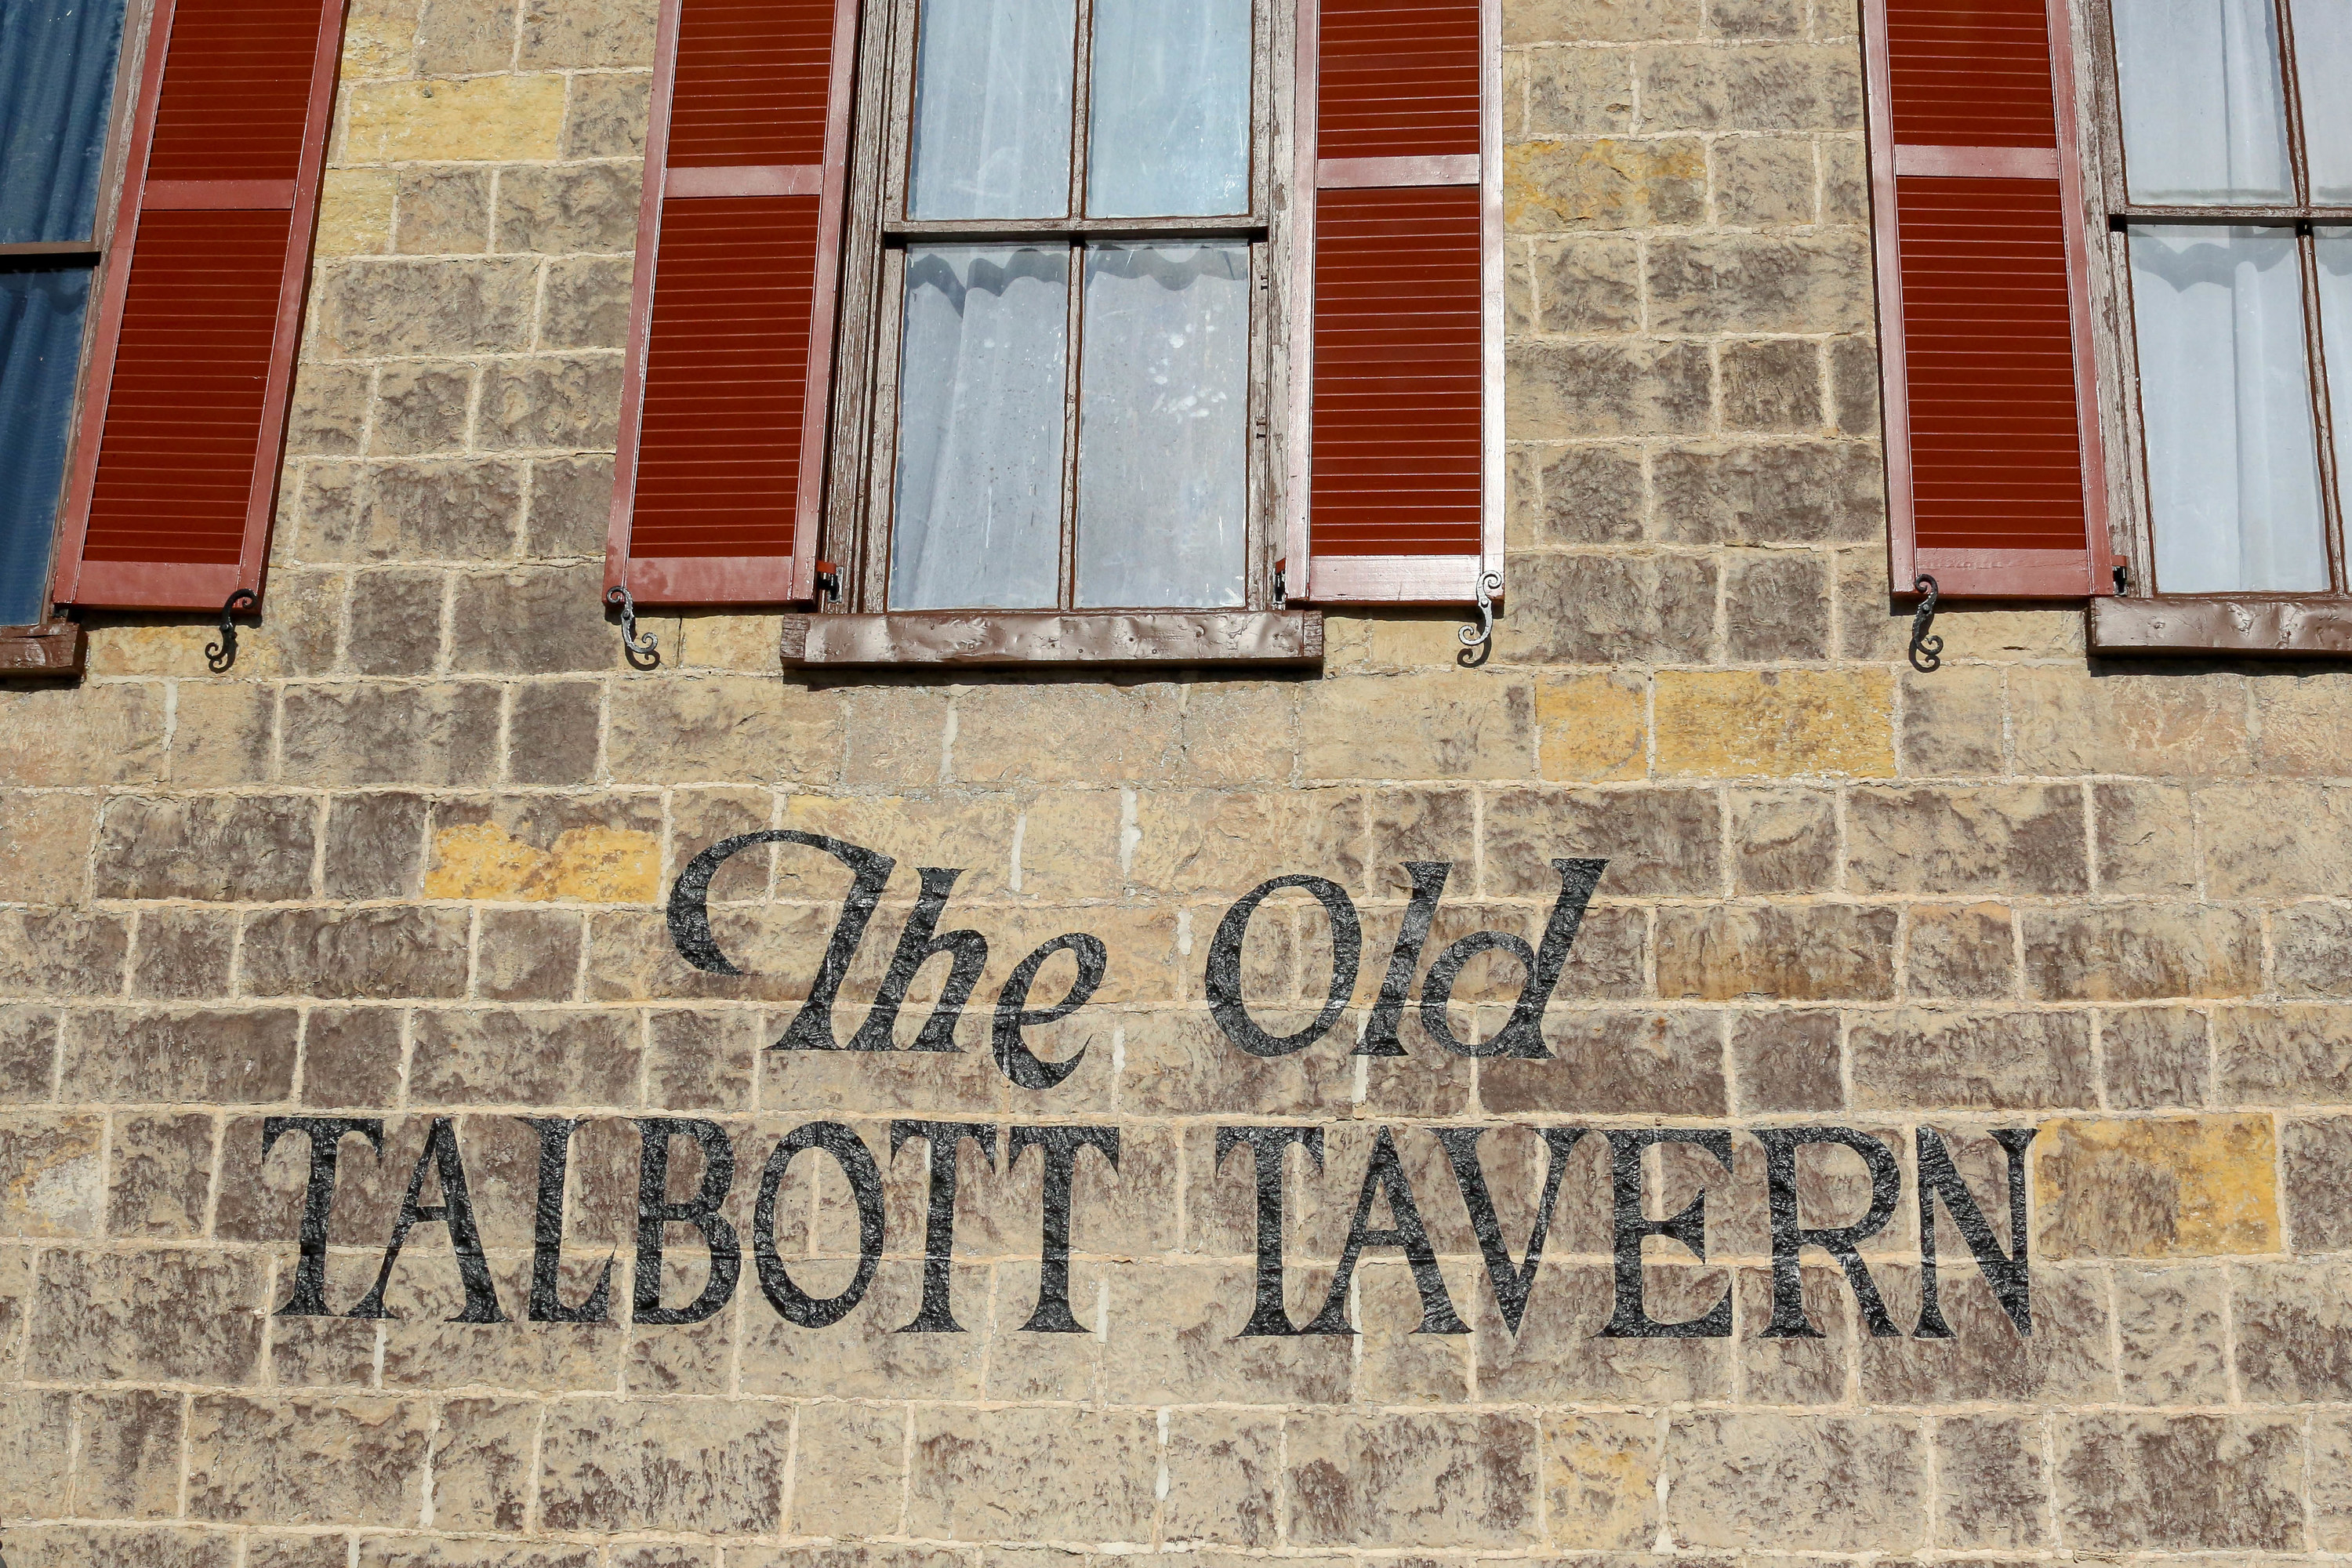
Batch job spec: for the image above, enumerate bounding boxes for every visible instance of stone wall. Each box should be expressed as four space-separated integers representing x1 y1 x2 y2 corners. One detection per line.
0 0 2348 1561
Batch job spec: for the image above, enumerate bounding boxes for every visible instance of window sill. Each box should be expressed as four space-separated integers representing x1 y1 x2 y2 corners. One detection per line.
783 609 1324 668
0 622 86 679
2089 595 2352 657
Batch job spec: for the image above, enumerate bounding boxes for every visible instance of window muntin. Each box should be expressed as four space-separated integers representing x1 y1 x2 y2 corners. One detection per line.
0 0 132 626
2107 0 2352 597
866 0 1269 617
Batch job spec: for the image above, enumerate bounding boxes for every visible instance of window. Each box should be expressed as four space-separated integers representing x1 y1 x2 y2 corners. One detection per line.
0 0 345 676
1864 0 2352 653
2 0 135 657
607 0 1502 667
2086 0 2352 649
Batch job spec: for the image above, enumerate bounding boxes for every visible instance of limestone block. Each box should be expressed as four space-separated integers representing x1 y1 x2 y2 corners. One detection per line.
2034 1115 2280 1258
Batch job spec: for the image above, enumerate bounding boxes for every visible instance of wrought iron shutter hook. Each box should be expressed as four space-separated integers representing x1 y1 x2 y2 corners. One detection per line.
1907 574 1943 673
205 589 257 673
607 585 658 659
1458 571 1502 654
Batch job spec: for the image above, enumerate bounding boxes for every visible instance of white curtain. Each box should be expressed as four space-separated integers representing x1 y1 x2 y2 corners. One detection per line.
891 246 1071 610
1086 0 1252 218
2112 0 2292 201
1075 244 1250 608
909 0 1076 219
2130 226 2328 592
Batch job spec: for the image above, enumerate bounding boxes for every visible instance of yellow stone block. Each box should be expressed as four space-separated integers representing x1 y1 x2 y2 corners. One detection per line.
2034 1115 2281 1259
1654 668 1894 779
343 77 567 164
1537 672 1648 781
1504 137 1706 231
313 169 394 256
426 821 661 903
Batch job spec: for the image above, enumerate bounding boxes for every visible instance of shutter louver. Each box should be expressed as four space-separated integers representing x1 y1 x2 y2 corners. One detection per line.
608 0 858 608
1866 0 2114 597
49 0 347 612
1285 0 1501 606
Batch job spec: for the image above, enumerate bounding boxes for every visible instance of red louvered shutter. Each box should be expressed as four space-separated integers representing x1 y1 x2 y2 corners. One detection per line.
49 0 347 612
1284 0 1501 607
608 0 858 608
1866 0 2114 597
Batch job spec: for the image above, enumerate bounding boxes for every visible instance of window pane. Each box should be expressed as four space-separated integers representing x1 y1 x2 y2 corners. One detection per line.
2314 230 2352 533
891 245 1069 610
0 0 129 244
908 0 1076 219
2293 0 2352 201
2128 226 2327 593
2113 0 2292 203
1086 0 1250 218
0 269 90 625
1076 243 1249 608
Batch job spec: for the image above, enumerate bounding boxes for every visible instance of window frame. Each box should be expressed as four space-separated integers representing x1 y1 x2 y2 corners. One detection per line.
788 0 1327 666
2082 0 2352 653
0 0 154 670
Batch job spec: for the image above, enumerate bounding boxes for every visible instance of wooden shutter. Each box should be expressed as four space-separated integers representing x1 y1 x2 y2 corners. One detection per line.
48 0 347 613
1866 0 2114 597
1283 0 1501 606
607 0 858 608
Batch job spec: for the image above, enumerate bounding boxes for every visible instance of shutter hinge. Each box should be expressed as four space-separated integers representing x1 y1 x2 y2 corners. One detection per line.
1907 573 1943 673
1273 558 1287 608
815 561 843 603
607 585 659 662
2114 563 2129 595
1457 571 1501 658
205 590 257 673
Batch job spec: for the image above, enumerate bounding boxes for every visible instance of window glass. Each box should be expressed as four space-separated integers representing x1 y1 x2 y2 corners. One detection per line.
2129 226 2328 592
1086 0 1250 218
1075 243 1248 608
0 0 128 245
0 270 90 625
909 0 1076 219
2292 0 2352 201
2113 0 2292 203
2314 230 2352 531
891 245 1069 609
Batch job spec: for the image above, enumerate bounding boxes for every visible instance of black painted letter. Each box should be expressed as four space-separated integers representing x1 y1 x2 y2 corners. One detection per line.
1433 1123 1589 1334
991 933 1106 1090
1418 858 1606 1058
1359 862 1450 1057
524 1117 613 1323
263 1117 383 1318
1010 1125 1120 1333
351 1117 505 1323
1597 1127 1733 1339
665 829 896 1051
1214 1124 1324 1337
754 1121 885 1327
634 1118 741 1325
1753 1127 1902 1339
891 1120 997 1332
1303 1125 1468 1335
1207 877 1362 1058
1916 1126 2039 1338
848 867 989 1053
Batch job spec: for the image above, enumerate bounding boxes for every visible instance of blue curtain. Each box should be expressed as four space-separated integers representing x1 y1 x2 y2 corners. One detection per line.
0 0 129 244
0 270 90 625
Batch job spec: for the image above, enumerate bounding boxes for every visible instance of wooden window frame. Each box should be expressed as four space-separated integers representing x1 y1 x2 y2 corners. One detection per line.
787 0 1326 666
2080 0 2352 653
0 0 155 675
